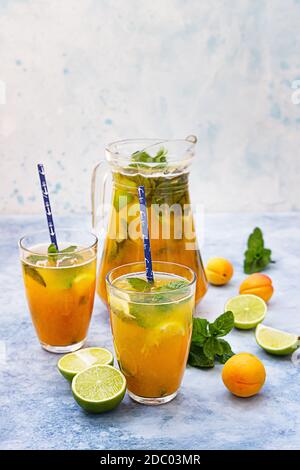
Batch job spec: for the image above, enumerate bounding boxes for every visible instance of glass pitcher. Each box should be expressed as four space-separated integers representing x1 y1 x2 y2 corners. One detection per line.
92 137 208 305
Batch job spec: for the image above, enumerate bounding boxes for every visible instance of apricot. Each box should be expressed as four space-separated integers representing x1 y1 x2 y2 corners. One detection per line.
205 257 234 286
222 353 266 398
239 273 273 302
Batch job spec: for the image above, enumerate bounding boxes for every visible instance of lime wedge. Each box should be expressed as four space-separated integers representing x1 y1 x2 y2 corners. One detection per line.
225 294 267 329
72 365 126 413
108 293 131 316
57 347 114 381
256 324 299 355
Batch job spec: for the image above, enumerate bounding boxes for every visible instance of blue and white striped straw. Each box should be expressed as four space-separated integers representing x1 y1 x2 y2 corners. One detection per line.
37 163 58 249
137 185 154 283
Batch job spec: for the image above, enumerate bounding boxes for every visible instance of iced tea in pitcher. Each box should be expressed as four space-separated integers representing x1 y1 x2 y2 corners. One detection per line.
92 138 207 305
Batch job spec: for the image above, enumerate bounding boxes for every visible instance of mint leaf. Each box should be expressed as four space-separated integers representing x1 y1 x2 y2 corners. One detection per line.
48 243 58 254
209 311 234 337
188 344 214 368
153 147 167 163
26 254 48 264
23 264 46 287
215 339 235 364
158 280 189 291
188 312 235 369
203 337 223 360
244 227 274 274
131 150 154 163
216 353 234 364
60 245 77 253
191 318 209 345
127 277 151 292
248 227 264 251
130 147 168 170
217 339 234 356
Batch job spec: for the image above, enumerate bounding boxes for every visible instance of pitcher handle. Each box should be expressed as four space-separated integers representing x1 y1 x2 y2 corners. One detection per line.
91 160 111 237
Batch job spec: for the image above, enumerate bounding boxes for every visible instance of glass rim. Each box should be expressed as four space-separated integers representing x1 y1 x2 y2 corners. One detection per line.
105 137 197 164
18 228 98 257
106 260 197 296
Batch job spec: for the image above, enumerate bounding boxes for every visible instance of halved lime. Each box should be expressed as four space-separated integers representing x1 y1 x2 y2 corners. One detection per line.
225 294 267 329
57 347 114 381
72 365 126 413
256 324 299 355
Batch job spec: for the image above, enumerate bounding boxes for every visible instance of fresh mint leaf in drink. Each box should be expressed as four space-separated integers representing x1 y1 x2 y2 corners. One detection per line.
48 243 58 254
48 242 58 263
158 280 189 291
244 227 274 274
23 264 46 287
26 254 48 264
60 245 77 253
130 147 168 170
127 277 151 292
188 311 235 368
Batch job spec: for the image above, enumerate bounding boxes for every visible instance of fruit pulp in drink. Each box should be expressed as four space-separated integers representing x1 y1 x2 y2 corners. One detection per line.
21 244 96 347
108 272 194 398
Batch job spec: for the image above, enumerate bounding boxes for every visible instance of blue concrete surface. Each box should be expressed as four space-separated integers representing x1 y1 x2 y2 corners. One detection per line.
0 214 299 450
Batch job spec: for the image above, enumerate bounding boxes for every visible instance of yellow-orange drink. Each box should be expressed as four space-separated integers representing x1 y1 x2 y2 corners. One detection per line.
19 230 97 353
106 261 195 405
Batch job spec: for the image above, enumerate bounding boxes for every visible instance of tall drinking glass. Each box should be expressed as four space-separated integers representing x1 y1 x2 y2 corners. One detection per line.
106 261 196 405
19 229 97 353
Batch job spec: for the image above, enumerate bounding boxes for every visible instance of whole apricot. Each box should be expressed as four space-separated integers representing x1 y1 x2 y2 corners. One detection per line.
239 273 273 302
205 257 234 286
222 353 266 398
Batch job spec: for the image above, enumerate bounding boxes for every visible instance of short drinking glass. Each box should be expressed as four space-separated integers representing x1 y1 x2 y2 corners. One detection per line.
19 229 97 353
106 261 196 405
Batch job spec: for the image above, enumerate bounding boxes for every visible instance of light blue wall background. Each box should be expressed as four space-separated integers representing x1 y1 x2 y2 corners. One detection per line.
0 0 300 214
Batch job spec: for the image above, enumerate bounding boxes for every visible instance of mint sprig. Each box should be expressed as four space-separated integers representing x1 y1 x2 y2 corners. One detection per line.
130 147 168 169
47 243 81 264
127 277 151 292
188 311 235 368
244 227 274 274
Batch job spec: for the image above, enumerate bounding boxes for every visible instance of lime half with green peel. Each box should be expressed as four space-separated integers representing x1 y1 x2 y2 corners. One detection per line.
57 347 114 381
256 324 299 355
72 365 126 413
225 294 267 329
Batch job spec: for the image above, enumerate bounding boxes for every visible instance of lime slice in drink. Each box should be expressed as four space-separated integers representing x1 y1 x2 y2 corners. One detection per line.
108 293 137 322
256 324 299 355
57 347 114 381
72 365 126 413
225 294 267 329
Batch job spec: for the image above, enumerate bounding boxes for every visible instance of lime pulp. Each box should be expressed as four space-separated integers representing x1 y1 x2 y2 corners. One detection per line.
256 324 299 355
57 347 114 381
72 365 126 413
225 294 267 329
